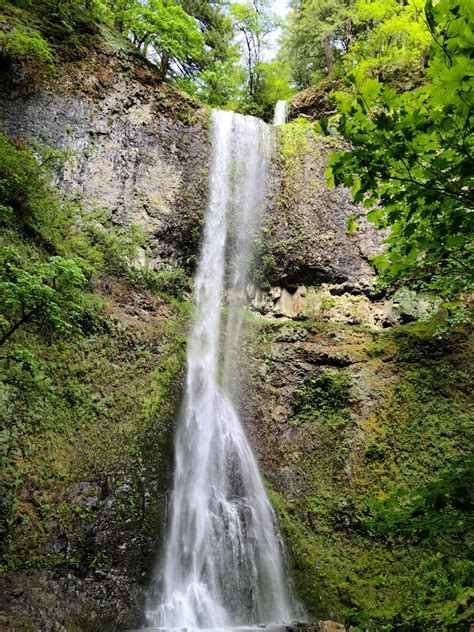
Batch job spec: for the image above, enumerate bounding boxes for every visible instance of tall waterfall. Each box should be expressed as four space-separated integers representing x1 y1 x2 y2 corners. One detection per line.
145 110 295 628
273 100 287 126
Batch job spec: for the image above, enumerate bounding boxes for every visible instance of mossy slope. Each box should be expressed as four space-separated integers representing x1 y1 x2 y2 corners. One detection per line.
1 278 189 629
241 318 473 630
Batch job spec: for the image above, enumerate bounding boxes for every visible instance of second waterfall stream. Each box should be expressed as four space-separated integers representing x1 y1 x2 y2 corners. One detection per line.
145 110 297 628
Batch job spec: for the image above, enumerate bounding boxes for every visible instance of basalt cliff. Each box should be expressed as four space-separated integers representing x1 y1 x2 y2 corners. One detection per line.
1 28 471 632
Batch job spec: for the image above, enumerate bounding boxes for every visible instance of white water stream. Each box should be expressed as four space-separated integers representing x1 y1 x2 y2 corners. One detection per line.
273 101 287 126
145 110 295 629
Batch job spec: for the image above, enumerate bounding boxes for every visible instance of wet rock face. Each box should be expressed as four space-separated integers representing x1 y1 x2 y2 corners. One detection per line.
0 276 186 630
236 319 472 620
238 323 377 499
0 51 210 271
262 125 384 292
0 569 145 631
249 284 440 329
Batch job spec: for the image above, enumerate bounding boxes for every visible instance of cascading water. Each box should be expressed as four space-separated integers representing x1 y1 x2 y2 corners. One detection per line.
273 100 287 126
145 110 295 629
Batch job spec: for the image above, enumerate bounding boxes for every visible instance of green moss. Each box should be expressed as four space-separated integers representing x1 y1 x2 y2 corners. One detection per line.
265 323 473 630
1 299 188 573
0 129 190 572
0 24 53 67
293 370 351 415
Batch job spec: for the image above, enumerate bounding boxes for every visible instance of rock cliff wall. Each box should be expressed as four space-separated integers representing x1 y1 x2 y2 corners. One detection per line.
1 48 210 271
1 40 464 632
1 277 189 631
251 120 436 328
1 46 205 631
236 318 471 623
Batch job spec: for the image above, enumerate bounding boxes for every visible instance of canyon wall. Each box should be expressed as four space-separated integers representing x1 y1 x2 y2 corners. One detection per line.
1 40 468 632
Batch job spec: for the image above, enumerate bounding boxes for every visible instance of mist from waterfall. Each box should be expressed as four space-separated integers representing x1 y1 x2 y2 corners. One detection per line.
145 110 295 629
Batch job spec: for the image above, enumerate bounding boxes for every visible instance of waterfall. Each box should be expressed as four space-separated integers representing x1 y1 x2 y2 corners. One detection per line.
273 101 287 126
145 110 295 629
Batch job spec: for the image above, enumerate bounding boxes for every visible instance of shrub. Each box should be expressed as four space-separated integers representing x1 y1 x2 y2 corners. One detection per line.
0 246 89 345
0 26 53 66
293 370 351 415
126 266 191 299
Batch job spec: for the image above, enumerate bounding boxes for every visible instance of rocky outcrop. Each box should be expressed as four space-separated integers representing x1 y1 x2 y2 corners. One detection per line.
1 44 383 293
0 278 188 631
0 48 210 271
289 79 342 121
236 318 472 621
249 284 440 328
0 569 145 631
261 123 384 293
254 118 439 328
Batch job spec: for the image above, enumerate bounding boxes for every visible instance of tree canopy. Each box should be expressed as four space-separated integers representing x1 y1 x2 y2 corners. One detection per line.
347 0 432 86
326 0 473 308
281 0 353 87
108 0 205 76
229 0 278 100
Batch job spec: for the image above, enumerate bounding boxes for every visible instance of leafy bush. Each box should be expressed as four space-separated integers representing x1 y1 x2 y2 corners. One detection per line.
293 370 351 415
364 456 473 547
355 456 474 630
0 133 143 276
0 132 186 347
0 25 53 66
327 0 474 306
126 266 191 299
9 0 112 38
1 344 51 395
1 246 88 345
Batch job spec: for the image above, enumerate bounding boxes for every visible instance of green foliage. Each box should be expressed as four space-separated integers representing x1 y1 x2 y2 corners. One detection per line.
352 456 474 630
176 0 293 115
267 324 473 630
347 0 431 86
177 58 243 107
108 0 241 101
277 116 314 201
15 0 110 27
346 212 357 234
1 344 51 395
6 0 112 50
364 456 473 551
1 302 188 574
0 126 190 578
327 0 474 306
281 0 433 89
175 0 238 74
108 0 205 76
281 0 352 88
0 131 187 351
0 133 144 276
0 246 88 345
293 370 350 416
248 58 295 119
198 60 241 106
229 0 279 106
291 370 352 432
0 25 53 67
126 266 191 299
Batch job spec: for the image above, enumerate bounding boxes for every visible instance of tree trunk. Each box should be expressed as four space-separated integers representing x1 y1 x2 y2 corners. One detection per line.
324 36 334 75
161 51 170 78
